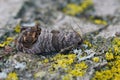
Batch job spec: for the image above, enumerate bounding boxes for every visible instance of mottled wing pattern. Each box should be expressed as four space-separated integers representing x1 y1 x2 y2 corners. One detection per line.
16 24 82 54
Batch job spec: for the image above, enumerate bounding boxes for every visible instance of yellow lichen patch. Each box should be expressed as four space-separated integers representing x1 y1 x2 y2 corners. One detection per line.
75 61 88 69
92 37 120 80
51 54 76 69
34 71 46 79
63 3 83 16
112 37 120 55
93 70 113 80
114 45 119 53
0 37 14 47
93 19 107 25
114 74 120 80
6 37 14 42
68 61 88 76
0 24 20 48
14 24 20 33
84 40 92 47
105 52 114 60
45 54 88 77
92 57 99 63
69 69 84 76
0 42 6 47
89 16 108 25
92 59 120 80
6 72 18 80
63 0 93 16
43 58 49 63
112 37 120 46
62 74 72 80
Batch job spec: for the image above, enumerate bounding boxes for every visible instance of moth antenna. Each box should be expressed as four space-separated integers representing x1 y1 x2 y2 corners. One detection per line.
35 21 40 29
73 18 83 37
70 17 83 38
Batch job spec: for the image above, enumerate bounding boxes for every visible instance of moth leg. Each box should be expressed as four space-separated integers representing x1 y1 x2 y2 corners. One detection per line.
58 45 75 54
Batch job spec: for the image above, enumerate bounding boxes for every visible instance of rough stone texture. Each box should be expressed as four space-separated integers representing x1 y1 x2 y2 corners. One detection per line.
0 0 25 38
17 0 105 37
97 23 120 38
93 0 120 16
53 15 105 36
0 0 25 27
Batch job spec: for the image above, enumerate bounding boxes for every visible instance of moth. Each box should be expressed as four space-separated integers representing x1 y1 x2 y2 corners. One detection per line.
15 23 83 55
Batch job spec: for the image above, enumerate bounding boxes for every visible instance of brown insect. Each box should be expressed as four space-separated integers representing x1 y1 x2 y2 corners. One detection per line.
15 23 82 55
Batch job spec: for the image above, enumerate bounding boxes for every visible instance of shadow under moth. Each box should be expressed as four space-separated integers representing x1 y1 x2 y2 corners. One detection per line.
15 23 83 55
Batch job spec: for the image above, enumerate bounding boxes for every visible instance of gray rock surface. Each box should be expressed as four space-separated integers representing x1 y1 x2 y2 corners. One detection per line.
0 0 25 38
97 23 120 38
0 0 24 28
93 0 120 16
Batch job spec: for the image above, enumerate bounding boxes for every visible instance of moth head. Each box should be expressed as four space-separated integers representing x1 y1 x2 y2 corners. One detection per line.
20 23 41 48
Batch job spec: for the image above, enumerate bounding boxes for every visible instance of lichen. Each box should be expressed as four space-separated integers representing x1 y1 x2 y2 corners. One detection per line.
6 72 18 80
105 52 114 60
42 53 88 78
14 24 20 33
63 0 93 16
92 57 99 63
84 40 92 48
92 37 120 80
93 19 107 25
0 37 14 47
